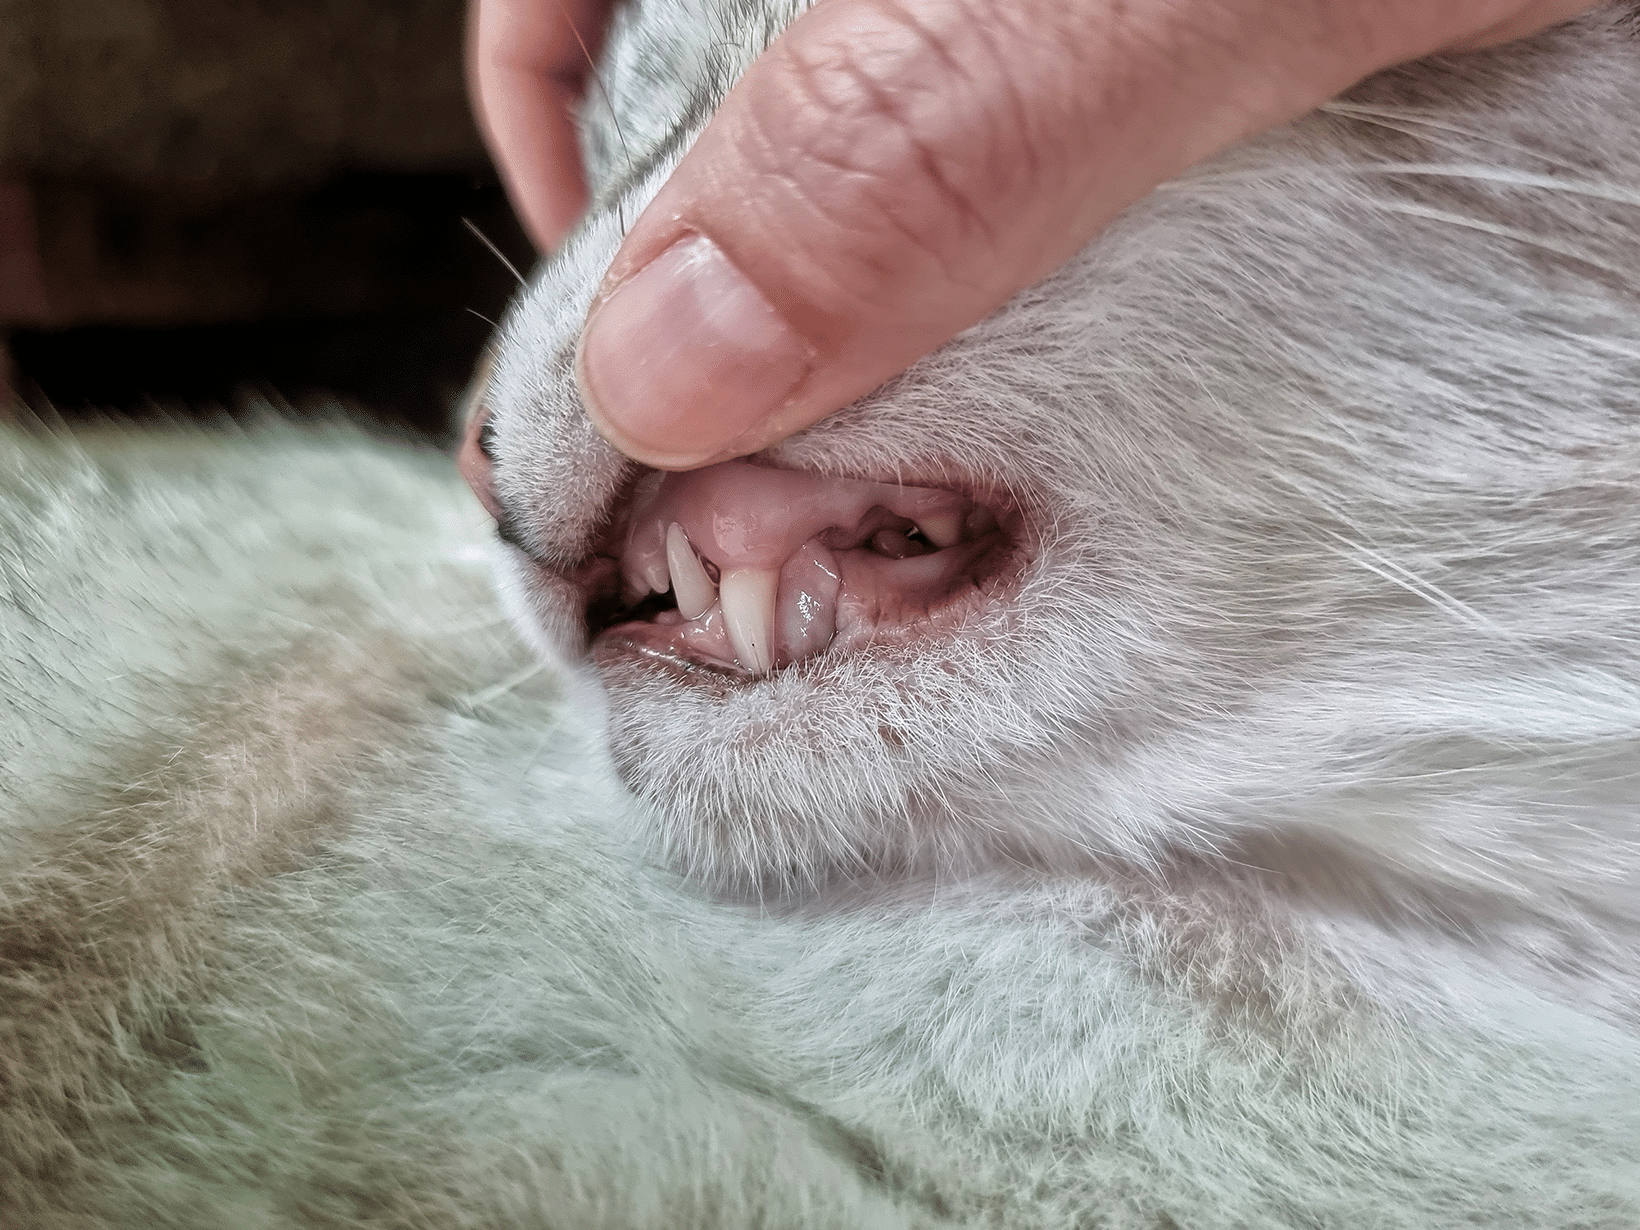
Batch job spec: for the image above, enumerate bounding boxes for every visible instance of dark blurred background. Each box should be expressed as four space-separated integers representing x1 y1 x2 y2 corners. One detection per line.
0 0 535 442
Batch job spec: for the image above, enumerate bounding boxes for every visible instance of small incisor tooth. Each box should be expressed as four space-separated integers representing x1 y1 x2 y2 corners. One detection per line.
665 522 717 620
642 555 670 597
718 567 779 675
918 512 963 549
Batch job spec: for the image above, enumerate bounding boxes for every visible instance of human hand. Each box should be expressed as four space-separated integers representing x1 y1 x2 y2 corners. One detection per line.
470 0 1596 470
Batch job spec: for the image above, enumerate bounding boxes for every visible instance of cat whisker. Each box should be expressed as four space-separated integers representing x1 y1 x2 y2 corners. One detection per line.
462 217 526 286
1322 531 1502 635
458 660 551 710
1372 201 1634 284
554 0 633 234
1320 101 1584 170
1344 163 1640 210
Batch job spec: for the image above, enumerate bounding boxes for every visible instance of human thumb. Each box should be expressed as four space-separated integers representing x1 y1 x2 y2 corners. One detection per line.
575 0 1595 471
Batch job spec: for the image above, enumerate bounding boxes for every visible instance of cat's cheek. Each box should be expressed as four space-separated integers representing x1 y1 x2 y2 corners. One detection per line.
492 550 594 672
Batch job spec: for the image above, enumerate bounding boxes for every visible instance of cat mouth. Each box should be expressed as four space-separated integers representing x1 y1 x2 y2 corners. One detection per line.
568 460 1019 681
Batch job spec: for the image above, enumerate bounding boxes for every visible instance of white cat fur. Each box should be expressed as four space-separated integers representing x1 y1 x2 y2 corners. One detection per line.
2 2 1638 1226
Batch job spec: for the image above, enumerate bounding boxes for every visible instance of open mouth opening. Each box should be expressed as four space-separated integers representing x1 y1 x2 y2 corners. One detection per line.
578 460 1017 679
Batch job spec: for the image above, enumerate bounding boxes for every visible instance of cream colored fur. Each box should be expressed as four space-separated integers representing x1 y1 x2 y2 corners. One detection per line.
4 2 1640 1226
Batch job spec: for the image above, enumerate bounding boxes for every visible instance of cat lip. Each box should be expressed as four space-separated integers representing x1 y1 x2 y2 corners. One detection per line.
558 459 1020 680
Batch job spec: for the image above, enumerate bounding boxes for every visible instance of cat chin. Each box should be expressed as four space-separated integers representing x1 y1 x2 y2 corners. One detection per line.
526 580 1042 889
558 566 1196 890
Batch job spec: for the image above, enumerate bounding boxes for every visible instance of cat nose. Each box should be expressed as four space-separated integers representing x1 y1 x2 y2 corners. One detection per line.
457 391 504 522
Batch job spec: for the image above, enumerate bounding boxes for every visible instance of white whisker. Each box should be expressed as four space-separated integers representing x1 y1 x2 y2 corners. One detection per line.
1346 163 1640 210
461 217 526 286
459 660 549 709
1320 101 1583 170
1372 201 1633 281
1323 531 1503 635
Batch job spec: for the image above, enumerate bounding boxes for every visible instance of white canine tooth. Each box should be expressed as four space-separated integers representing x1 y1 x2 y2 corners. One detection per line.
918 511 963 549
665 522 717 620
718 567 779 676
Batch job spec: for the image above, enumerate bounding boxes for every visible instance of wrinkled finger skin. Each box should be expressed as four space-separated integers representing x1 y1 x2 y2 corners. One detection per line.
474 0 1599 468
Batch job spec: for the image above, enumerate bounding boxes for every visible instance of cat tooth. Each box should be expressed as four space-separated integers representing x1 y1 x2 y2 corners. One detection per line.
774 538 841 669
718 567 778 675
666 522 717 620
622 507 669 601
965 506 998 537
621 555 654 604
918 512 963 549
642 554 670 597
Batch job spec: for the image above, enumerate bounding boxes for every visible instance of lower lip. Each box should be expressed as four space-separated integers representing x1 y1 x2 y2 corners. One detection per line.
591 626 757 680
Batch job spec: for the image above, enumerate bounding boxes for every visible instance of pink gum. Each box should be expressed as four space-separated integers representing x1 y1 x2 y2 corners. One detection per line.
624 460 966 577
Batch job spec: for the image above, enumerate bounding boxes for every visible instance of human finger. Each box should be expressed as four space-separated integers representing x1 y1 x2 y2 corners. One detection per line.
469 0 619 251
575 0 1597 470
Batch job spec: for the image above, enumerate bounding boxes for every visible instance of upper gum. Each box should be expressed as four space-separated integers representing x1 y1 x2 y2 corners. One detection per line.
581 463 1019 676
622 460 969 577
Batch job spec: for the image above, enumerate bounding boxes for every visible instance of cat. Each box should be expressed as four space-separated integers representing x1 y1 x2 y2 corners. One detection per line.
468 0 1640 1213
2 1 1637 1225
